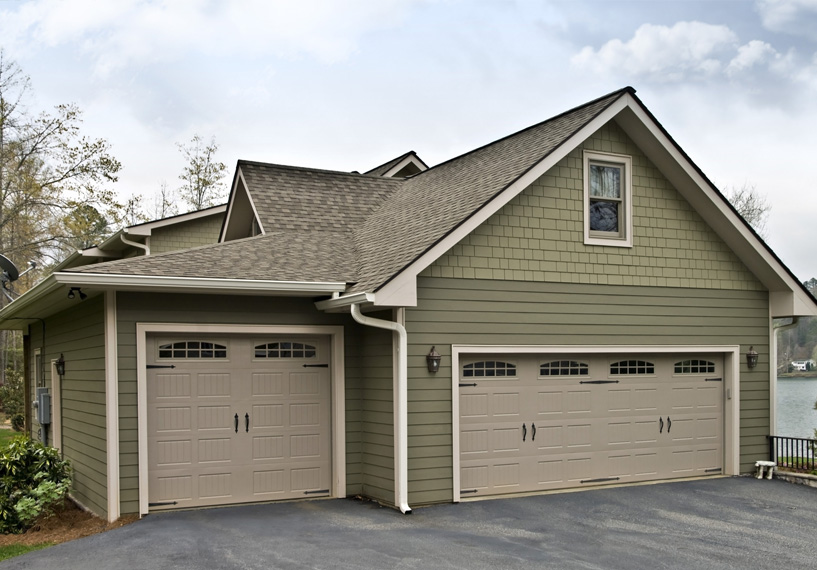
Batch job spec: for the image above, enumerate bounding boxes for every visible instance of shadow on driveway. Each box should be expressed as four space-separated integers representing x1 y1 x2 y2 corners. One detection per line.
4 478 816 569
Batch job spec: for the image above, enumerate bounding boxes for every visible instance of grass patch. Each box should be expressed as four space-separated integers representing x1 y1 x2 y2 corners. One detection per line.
0 543 54 561
0 429 20 449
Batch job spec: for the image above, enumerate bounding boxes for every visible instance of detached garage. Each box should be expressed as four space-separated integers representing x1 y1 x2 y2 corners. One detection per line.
2 87 816 521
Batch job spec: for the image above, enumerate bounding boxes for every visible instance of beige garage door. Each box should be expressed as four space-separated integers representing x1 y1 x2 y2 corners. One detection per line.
460 353 723 497
147 335 331 510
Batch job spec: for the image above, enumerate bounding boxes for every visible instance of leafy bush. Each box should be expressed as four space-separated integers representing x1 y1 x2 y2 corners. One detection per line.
0 437 71 534
0 368 24 431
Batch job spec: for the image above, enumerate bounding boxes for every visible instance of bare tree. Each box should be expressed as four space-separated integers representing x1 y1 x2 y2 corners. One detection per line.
177 135 227 211
148 180 178 220
725 184 771 240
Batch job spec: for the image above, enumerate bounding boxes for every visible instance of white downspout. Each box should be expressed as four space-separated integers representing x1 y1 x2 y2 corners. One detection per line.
120 232 150 256
350 303 411 514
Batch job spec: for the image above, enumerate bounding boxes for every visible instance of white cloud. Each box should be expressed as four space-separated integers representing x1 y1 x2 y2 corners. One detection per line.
571 22 738 81
726 40 779 75
0 0 420 74
756 0 817 39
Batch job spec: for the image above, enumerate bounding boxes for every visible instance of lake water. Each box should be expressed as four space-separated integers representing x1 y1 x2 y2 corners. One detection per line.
776 376 817 438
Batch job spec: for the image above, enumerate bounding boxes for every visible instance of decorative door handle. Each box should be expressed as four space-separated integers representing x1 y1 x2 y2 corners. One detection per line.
667 417 671 433
245 413 250 433
659 417 664 433
522 423 527 442
532 423 536 441
234 413 239 433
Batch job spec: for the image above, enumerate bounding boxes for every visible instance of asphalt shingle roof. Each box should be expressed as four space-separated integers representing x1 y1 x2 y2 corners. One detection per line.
70 230 359 283
67 88 629 291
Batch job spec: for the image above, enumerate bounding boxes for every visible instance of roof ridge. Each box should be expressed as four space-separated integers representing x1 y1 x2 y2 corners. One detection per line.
362 150 418 175
408 86 634 180
238 159 404 184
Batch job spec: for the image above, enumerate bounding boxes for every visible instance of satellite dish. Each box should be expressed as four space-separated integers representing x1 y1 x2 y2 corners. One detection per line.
0 254 19 283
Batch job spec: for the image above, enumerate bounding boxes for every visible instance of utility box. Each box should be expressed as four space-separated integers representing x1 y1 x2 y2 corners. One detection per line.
36 388 51 425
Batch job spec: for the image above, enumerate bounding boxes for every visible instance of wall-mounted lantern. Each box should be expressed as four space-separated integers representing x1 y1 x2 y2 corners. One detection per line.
55 353 66 377
426 346 441 373
746 346 758 369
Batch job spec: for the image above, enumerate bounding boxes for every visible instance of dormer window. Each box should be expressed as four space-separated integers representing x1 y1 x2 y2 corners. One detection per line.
584 151 633 248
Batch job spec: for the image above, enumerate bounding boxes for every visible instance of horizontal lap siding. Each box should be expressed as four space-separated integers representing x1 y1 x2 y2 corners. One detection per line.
115 292 362 514
405 277 770 504
357 314 395 504
30 295 108 517
148 215 223 254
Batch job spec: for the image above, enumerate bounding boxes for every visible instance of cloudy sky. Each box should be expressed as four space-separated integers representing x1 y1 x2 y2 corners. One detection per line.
1 0 816 281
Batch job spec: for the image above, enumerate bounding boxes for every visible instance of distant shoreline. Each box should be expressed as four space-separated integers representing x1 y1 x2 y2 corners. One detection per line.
778 373 817 379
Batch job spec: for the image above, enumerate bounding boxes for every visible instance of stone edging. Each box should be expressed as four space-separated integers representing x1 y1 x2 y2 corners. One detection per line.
776 470 817 488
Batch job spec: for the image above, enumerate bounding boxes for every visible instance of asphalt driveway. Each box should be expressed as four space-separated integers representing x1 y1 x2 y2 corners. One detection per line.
4 478 817 569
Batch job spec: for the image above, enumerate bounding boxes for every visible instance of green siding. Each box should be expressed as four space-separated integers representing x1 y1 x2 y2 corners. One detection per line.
405 278 770 504
114 292 367 514
148 214 222 254
423 121 763 292
356 313 395 504
29 295 108 518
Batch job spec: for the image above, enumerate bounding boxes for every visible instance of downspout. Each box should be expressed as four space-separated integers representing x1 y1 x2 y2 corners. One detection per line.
771 317 800 437
120 232 150 256
350 303 411 514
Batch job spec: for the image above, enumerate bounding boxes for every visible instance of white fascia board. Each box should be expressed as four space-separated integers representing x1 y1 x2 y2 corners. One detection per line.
770 290 817 318
383 154 428 178
375 96 632 307
314 291 375 311
54 272 346 295
0 276 61 325
617 98 813 312
220 169 265 242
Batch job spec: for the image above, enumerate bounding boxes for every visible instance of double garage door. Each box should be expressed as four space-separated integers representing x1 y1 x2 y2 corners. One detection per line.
146 335 331 510
460 353 723 497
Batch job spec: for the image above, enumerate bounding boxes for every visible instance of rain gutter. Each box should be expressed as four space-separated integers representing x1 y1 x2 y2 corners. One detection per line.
350 302 411 514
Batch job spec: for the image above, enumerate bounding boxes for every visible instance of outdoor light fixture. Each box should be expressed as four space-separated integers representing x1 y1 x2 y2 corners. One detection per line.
746 346 758 369
426 346 441 373
67 287 87 300
55 354 66 377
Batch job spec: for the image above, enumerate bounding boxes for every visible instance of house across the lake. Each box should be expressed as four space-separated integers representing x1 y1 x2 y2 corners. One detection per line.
2 86 815 522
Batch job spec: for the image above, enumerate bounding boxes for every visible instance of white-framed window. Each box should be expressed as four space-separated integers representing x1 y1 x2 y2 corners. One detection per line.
583 150 633 247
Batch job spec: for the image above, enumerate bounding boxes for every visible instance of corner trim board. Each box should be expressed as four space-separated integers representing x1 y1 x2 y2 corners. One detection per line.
105 291 121 522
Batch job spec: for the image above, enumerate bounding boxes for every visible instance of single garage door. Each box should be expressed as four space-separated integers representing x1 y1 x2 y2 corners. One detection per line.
147 335 331 510
459 353 723 497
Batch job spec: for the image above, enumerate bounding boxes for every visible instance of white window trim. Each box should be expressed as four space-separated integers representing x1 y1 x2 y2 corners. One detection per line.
451 344 739 502
583 150 633 248
136 323 346 516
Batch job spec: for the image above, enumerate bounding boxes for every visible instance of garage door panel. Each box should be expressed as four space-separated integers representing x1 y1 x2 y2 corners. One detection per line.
197 405 231 430
198 438 231 463
252 404 284 427
460 353 723 498
198 373 231 397
155 406 191 432
252 373 284 396
461 465 488 490
461 393 488 417
461 429 489 454
155 373 191 398
535 391 563 415
253 435 284 459
155 440 192 466
148 335 331 510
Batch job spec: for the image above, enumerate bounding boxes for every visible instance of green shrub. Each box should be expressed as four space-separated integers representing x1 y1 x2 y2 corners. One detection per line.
0 369 24 428
0 438 71 534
